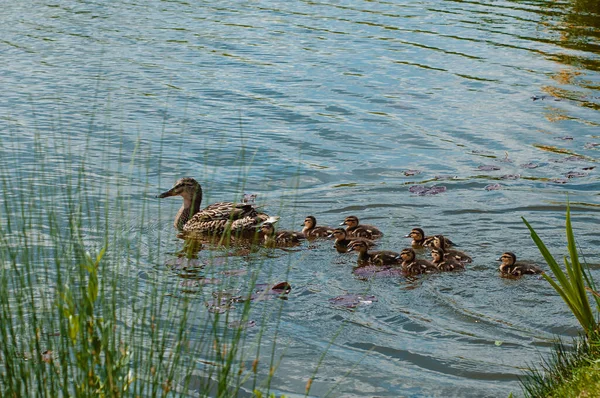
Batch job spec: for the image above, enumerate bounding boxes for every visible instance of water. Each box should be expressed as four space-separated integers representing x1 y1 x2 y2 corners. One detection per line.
1 0 599 396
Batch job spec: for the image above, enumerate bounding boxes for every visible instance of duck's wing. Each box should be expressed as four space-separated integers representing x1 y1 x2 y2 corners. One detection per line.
306 226 335 238
519 262 543 274
371 251 401 265
438 259 465 272
350 225 383 239
349 237 377 247
447 249 472 263
422 235 455 248
405 260 437 274
196 202 259 221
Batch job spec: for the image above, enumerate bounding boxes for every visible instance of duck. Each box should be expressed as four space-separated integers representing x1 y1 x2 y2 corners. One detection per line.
497 252 543 276
329 228 377 253
347 240 401 266
405 228 454 248
301 216 334 239
431 235 472 263
158 177 278 237
431 247 464 272
340 215 384 239
400 248 438 275
259 222 305 248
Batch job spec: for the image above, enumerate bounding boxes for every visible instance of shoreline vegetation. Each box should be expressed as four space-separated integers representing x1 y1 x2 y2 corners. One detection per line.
520 206 600 397
0 138 302 397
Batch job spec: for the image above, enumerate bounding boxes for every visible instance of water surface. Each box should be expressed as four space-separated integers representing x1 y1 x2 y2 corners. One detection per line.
1 0 600 397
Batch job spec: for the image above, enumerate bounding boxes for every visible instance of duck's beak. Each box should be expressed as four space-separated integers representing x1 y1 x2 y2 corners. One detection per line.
327 233 334 238
404 234 411 238
339 221 346 226
157 188 176 198
495 257 503 262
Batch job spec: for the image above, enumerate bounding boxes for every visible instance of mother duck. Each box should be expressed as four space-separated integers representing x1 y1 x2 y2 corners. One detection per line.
158 177 277 236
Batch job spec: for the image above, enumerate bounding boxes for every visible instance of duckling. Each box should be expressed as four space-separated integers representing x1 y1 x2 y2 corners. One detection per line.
340 215 384 239
347 240 401 266
259 222 305 248
497 252 543 276
158 177 278 237
431 247 464 272
329 228 376 253
400 248 438 275
405 228 454 248
301 216 334 239
431 235 472 263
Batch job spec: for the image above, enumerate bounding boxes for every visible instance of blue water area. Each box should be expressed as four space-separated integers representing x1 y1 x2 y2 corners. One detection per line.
1 0 599 396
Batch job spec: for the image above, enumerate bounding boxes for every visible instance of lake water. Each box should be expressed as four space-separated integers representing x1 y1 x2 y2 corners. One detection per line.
1 0 599 397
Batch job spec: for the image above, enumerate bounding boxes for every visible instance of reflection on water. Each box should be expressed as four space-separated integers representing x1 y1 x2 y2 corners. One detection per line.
1 0 599 396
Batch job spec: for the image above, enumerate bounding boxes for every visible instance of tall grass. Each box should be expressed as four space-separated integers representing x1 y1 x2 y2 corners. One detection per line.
522 205 599 335
521 205 600 397
0 134 294 397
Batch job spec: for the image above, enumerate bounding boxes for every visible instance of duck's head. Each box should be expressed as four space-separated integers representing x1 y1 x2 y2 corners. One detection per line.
432 235 447 250
340 215 359 228
431 247 445 263
259 222 276 237
400 248 416 262
405 228 425 240
497 252 516 271
329 227 348 240
158 178 203 230
158 177 202 204
348 240 368 253
302 216 317 229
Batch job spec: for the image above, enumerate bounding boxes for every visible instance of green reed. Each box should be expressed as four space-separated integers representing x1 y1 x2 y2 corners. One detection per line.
520 205 600 397
0 134 295 397
522 205 598 335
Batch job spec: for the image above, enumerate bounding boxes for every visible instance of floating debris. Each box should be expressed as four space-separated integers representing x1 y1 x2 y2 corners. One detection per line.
520 162 539 169
557 136 574 140
498 152 513 163
251 282 292 301
433 175 459 180
500 174 520 180
531 95 561 101
353 265 404 279
220 269 248 277
212 290 242 301
404 169 421 176
582 166 596 171
584 143 600 149
485 183 502 191
180 278 221 287
205 297 233 313
166 257 206 270
551 178 569 184
228 320 256 329
565 171 588 178
409 185 447 196
551 155 584 163
329 294 378 308
477 165 501 171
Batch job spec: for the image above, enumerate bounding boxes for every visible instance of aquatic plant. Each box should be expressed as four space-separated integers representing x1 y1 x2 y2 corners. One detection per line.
522 205 599 335
520 205 600 397
0 135 300 397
